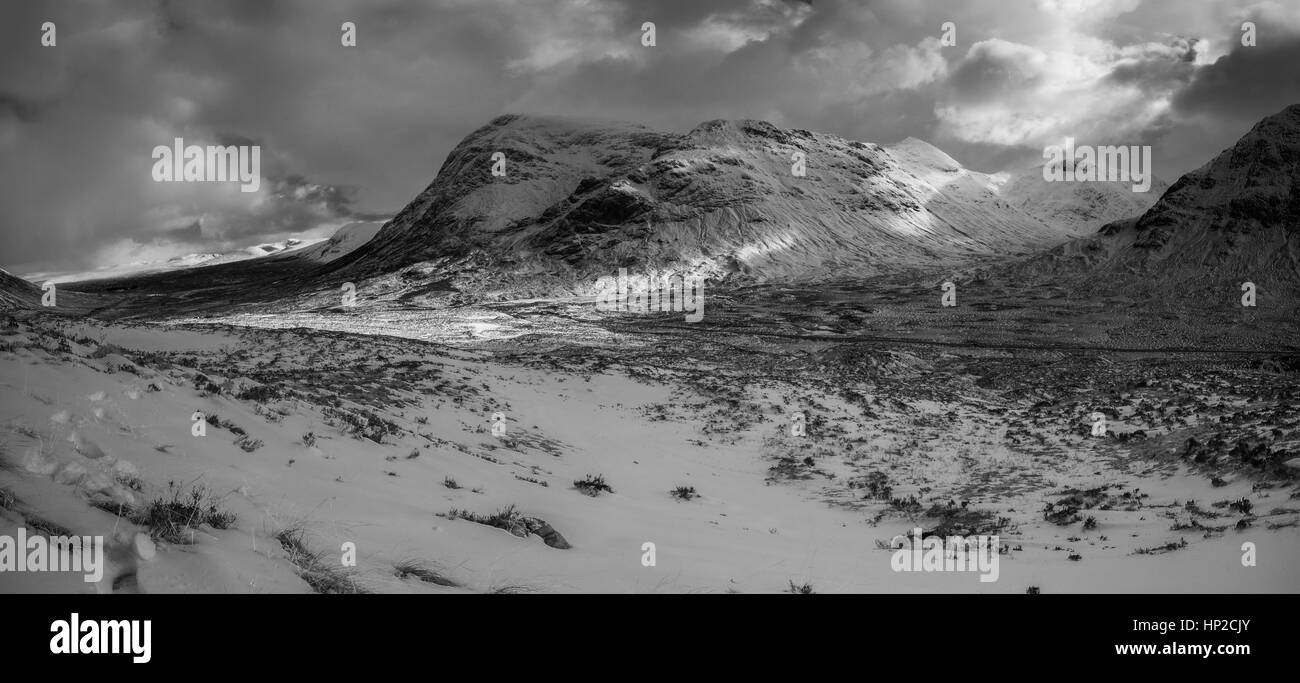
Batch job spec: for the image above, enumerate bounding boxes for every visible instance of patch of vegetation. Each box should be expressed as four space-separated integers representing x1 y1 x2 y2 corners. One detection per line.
488 584 538 595
1043 501 1081 526
444 505 529 536
443 476 460 490
1135 538 1189 555
888 495 923 515
786 580 815 595
204 413 246 437
322 405 403 444
235 384 281 402
24 514 74 537
573 474 614 496
234 435 264 453
854 471 892 500
924 502 1010 537
192 373 222 395
670 485 698 501
442 505 571 548
393 559 458 587
88 342 128 360
275 527 367 594
1227 497 1254 515
113 470 145 492
767 456 816 481
129 482 236 544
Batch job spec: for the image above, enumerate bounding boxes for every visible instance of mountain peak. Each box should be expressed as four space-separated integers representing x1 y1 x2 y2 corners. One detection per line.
887 137 962 172
686 119 817 145
474 113 653 138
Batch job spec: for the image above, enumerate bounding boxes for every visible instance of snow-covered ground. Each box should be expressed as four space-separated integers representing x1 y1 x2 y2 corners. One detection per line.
3 309 1295 594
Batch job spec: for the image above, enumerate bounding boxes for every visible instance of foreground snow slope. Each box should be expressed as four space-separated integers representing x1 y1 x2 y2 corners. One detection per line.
3 313 1295 594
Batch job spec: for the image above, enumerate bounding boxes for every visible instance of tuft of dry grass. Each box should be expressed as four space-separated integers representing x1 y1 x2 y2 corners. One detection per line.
487 584 538 595
786 580 815 595
275 526 368 594
573 474 613 496
24 514 74 538
129 483 236 544
670 485 699 501
393 559 458 587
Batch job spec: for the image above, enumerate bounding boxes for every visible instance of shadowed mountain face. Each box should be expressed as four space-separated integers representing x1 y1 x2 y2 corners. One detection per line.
0 268 112 314
0 269 39 309
1014 104 1300 297
329 114 1159 288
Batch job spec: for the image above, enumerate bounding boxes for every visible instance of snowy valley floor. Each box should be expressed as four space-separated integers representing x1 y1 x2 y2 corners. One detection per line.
2 286 1299 593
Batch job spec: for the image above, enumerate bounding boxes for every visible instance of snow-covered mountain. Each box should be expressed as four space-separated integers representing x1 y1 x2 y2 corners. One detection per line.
331 114 1158 288
1013 103 1300 296
21 222 386 286
21 238 310 285
289 221 385 263
1000 162 1168 237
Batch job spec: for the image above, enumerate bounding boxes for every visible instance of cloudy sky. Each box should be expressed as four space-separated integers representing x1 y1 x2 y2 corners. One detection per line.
2 0 1298 275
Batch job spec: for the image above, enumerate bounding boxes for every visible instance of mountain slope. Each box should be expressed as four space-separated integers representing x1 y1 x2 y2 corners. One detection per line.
328 115 1137 290
1012 103 1300 296
1000 162 1168 237
0 268 40 310
287 221 385 263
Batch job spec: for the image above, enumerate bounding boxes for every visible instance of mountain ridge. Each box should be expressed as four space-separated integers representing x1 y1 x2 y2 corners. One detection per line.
324 114 1163 291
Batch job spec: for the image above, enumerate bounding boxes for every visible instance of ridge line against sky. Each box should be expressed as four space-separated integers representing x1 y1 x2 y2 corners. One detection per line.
2 0 1299 274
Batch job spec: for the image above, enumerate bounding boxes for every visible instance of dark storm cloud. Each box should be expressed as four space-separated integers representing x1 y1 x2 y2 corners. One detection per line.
946 40 1046 103
1172 37 1300 120
0 92 41 123
0 0 1294 275
1148 13 1300 180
